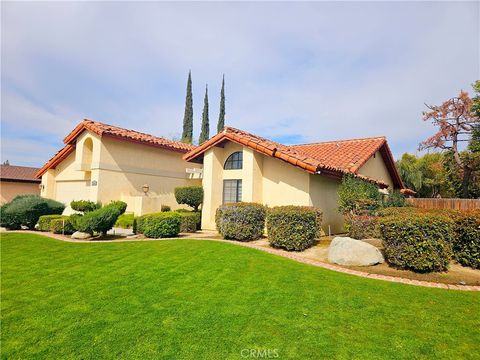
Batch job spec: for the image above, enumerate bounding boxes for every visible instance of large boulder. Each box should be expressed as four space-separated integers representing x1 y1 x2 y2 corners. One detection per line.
328 237 384 266
71 231 92 240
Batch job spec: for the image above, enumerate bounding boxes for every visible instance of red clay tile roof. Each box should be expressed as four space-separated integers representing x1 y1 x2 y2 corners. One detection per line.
1 165 41 183
36 119 196 178
184 127 406 189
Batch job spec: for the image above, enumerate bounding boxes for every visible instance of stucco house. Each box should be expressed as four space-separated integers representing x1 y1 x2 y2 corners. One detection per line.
184 127 411 233
35 120 201 214
1 163 41 204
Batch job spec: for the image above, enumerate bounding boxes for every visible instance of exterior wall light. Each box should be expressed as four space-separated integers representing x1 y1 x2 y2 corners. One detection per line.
142 184 150 195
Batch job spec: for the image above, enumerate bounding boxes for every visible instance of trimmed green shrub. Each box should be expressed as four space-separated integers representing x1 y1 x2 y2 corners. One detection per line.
177 211 201 233
452 210 480 269
380 212 454 272
215 203 266 241
140 212 181 238
174 186 204 211
161 205 171 212
345 215 381 239
70 200 101 213
115 213 135 229
38 214 64 231
69 213 82 231
267 206 319 251
0 195 65 230
132 217 137 234
337 175 382 215
76 201 127 236
50 217 75 235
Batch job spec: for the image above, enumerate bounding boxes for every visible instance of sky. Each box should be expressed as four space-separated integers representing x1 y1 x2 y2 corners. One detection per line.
1 1 479 167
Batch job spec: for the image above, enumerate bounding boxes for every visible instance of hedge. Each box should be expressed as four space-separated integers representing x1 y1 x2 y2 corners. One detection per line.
115 213 135 229
137 212 181 238
267 206 319 251
345 215 381 240
380 212 454 272
76 201 127 236
38 214 65 231
50 217 76 235
215 203 266 241
452 210 480 269
177 211 201 233
0 195 65 230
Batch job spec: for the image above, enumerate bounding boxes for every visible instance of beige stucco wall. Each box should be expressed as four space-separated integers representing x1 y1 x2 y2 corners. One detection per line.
41 130 201 215
357 151 394 189
0 181 40 204
199 142 396 234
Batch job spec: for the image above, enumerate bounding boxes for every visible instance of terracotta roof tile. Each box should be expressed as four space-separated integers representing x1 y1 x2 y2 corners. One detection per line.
184 127 405 189
36 119 196 178
1 165 41 183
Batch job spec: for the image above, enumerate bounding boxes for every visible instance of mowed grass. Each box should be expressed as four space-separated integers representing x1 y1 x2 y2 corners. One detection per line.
1 233 479 360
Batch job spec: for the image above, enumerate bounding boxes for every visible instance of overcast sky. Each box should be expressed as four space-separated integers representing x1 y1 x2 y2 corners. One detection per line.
1 1 479 167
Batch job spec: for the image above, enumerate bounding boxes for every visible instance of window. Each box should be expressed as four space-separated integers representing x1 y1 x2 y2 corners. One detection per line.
224 151 243 169
223 179 242 204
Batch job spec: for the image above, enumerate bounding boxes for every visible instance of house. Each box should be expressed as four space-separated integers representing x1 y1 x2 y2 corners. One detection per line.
35 120 202 214
1 163 41 204
184 127 411 233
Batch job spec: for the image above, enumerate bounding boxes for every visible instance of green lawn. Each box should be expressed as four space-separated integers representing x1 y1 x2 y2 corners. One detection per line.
1 233 479 359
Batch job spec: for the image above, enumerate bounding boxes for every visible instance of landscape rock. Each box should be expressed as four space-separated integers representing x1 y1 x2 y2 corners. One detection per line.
328 236 384 266
71 231 92 240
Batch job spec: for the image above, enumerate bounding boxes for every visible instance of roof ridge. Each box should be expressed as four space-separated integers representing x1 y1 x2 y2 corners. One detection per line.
290 136 386 147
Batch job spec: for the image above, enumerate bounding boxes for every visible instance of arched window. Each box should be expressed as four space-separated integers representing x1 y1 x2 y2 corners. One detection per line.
224 151 243 170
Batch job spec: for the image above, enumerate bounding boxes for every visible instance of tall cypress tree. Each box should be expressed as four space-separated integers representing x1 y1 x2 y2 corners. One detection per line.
199 85 210 144
181 71 193 143
217 74 225 133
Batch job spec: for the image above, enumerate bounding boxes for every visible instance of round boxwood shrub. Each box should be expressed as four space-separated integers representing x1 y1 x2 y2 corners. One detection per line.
215 203 266 241
76 201 127 236
380 212 454 273
141 212 181 238
452 210 480 269
50 217 75 235
38 214 64 231
174 186 204 211
70 200 101 213
0 195 65 230
267 206 319 251
115 213 135 229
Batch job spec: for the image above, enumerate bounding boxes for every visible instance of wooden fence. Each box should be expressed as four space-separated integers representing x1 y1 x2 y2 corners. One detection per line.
406 198 480 211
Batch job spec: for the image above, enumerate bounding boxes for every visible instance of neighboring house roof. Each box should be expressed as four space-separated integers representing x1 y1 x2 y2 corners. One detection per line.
36 119 196 178
184 127 406 190
1 165 41 183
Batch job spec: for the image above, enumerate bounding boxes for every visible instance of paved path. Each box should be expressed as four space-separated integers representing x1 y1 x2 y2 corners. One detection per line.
4 230 480 292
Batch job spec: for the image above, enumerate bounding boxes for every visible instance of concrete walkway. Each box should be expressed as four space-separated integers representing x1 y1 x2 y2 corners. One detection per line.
4 230 480 292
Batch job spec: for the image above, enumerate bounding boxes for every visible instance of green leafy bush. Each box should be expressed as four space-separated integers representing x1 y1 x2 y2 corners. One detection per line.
267 206 319 251
174 186 204 211
38 214 64 231
76 201 127 236
337 175 382 215
380 212 454 272
139 212 181 238
50 217 75 235
383 189 407 208
0 195 65 230
215 203 266 241
177 211 201 233
161 205 171 212
452 210 480 269
115 213 135 229
69 213 82 231
345 215 381 239
70 200 101 213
